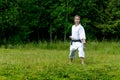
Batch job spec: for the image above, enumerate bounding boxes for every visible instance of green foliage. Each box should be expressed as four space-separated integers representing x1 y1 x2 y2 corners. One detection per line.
1 0 120 44
94 0 120 39
0 42 120 79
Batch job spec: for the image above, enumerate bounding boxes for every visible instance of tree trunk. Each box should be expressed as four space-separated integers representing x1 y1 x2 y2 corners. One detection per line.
50 32 52 42
37 29 39 42
50 24 52 43
64 1 69 42
64 33 66 42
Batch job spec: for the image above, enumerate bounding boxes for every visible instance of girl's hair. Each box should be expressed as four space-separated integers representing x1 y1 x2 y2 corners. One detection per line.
74 15 80 19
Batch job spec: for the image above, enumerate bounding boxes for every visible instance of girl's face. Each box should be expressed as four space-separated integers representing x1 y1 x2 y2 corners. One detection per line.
74 16 80 25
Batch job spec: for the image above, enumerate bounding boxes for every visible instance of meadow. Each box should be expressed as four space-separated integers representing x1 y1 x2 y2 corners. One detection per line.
0 41 120 80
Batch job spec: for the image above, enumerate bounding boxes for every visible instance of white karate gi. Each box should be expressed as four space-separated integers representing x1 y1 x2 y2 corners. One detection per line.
69 24 86 58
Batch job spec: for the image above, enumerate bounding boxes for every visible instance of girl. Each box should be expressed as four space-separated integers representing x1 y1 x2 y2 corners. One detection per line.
69 15 86 64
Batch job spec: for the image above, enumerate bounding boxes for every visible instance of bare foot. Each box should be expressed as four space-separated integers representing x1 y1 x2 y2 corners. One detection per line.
82 62 85 64
69 62 72 65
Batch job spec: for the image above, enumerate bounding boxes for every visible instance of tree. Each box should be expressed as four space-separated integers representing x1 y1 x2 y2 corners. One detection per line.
0 0 120 45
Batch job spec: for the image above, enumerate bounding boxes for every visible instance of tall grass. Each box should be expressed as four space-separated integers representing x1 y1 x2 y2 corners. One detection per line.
0 41 120 80
0 41 70 50
1 41 120 51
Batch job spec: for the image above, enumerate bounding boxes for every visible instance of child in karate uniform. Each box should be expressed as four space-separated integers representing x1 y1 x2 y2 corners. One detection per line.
69 15 86 64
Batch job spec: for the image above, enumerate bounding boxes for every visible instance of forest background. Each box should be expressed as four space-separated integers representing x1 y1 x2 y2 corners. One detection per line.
1 0 120 45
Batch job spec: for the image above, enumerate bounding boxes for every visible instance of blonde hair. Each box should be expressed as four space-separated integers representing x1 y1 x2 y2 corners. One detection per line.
74 15 80 19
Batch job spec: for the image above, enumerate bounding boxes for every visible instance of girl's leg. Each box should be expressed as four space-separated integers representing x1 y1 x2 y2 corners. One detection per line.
69 46 76 64
78 47 85 64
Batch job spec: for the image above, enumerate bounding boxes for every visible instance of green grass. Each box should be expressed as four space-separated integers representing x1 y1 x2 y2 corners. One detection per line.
0 41 120 80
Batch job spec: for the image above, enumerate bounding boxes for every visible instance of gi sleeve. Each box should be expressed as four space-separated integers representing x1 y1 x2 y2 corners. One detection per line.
71 26 74 39
79 27 86 40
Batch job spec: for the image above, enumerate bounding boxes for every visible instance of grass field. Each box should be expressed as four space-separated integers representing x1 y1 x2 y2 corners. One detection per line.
0 41 120 80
